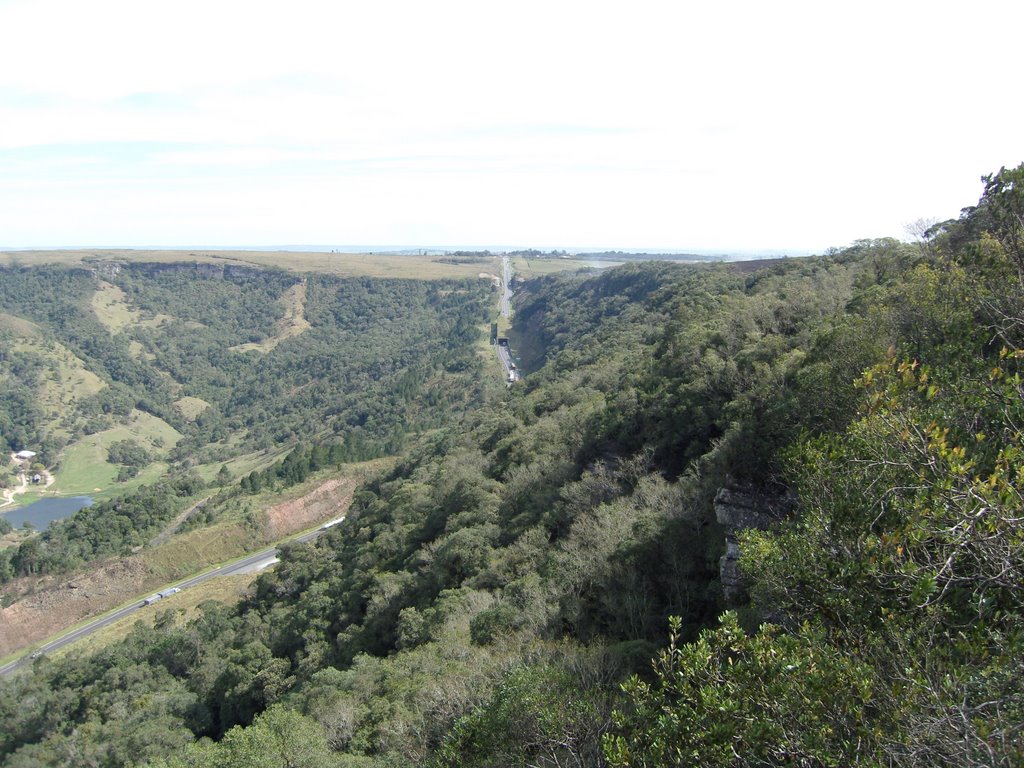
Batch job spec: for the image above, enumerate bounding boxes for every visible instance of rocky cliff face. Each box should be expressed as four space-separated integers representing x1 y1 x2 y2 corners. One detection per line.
122 261 264 279
714 484 795 603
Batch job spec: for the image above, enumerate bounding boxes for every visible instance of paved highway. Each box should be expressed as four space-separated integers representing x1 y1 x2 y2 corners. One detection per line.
500 255 512 318
497 342 517 382
496 255 519 382
0 522 337 678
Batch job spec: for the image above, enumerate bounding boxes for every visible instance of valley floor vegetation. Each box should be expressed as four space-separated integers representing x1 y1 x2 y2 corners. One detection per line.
2 166 1024 766
0 263 492 582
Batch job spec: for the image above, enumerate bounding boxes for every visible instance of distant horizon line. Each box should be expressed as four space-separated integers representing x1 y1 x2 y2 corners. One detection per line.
0 243 816 259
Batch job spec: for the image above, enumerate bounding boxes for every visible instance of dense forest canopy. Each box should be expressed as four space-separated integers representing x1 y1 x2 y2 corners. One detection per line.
1 166 1023 766
0 264 490 463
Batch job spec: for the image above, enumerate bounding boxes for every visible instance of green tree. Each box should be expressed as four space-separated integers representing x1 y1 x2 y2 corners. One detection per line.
213 705 339 768
216 464 233 486
980 163 1024 274
148 705 339 768
437 664 608 768
604 613 878 767
736 352 1024 764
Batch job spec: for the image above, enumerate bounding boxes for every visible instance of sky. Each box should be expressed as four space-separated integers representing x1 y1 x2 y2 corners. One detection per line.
0 0 1022 253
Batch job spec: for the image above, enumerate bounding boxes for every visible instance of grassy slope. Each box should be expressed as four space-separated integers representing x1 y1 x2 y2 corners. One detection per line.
0 458 382 661
229 280 311 353
57 572 260 660
0 325 107 446
11 340 106 430
90 281 144 332
190 445 290 484
40 410 181 500
84 271 302 491
0 312 44 337
1 289 182 504
174 395 210 420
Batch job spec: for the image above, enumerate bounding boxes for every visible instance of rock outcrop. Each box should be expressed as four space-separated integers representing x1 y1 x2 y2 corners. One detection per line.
714 483 795 603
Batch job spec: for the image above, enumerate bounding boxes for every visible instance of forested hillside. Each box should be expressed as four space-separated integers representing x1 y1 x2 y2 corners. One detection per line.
2 168 1023 766
0 264 491 582
0 263 489 465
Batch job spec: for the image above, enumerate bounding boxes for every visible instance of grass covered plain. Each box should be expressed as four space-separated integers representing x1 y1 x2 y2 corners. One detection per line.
0 248 502 280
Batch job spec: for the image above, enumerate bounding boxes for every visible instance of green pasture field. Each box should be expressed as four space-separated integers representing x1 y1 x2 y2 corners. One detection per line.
41 411 182 500
510 255 592 276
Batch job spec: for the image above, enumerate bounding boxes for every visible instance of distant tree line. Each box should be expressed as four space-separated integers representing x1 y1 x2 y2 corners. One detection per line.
238 434 392 495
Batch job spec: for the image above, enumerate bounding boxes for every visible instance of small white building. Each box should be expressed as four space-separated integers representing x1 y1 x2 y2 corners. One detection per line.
15 450 36 461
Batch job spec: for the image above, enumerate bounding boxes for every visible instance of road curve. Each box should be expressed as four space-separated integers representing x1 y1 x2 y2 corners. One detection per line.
0 524 334 678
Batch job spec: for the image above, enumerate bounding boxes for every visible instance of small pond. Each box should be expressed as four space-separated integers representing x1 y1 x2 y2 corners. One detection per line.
1 496 94 530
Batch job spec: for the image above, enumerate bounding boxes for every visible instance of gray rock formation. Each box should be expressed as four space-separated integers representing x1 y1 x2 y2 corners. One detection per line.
714 484 795 603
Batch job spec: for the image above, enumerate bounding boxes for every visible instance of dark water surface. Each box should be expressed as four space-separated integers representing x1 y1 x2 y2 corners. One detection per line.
1 496 94 529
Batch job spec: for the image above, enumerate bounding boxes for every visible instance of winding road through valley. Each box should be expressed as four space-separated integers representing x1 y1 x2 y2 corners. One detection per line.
0 520 339 678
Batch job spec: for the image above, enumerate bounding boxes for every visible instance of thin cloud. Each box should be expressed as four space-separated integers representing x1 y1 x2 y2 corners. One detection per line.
1 0 1022 250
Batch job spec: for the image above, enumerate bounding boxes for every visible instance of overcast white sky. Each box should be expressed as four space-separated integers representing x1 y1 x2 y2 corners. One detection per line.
1 0 1021 253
